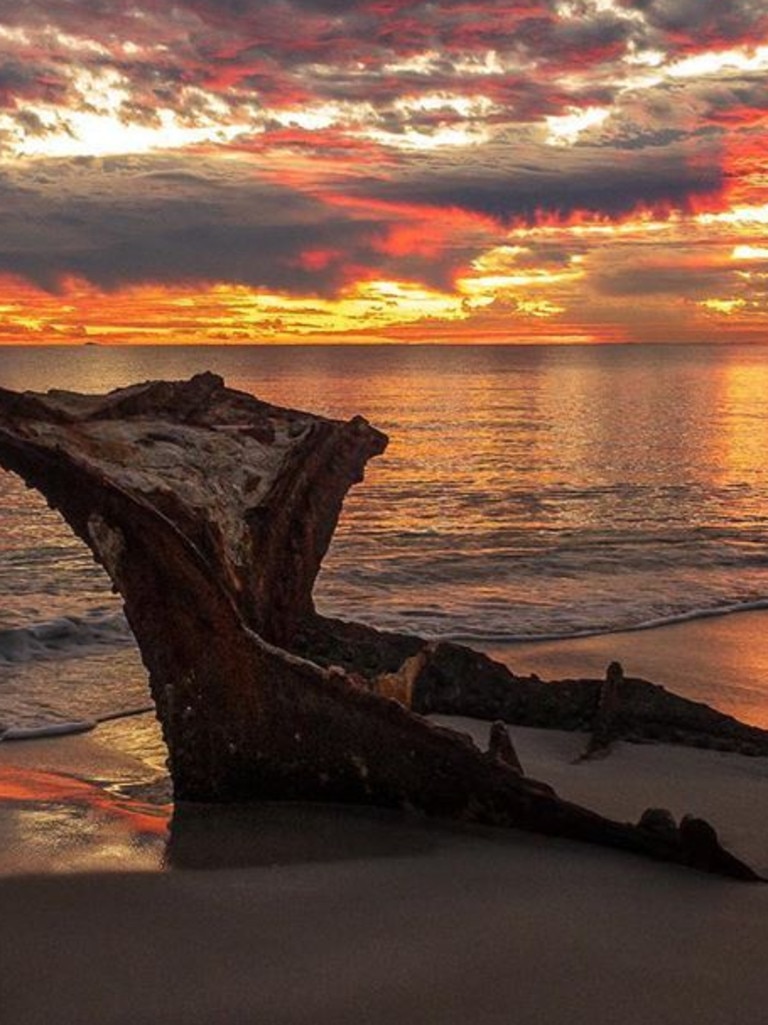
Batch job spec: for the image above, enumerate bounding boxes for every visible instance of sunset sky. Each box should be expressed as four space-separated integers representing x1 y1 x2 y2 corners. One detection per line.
0 0 767 344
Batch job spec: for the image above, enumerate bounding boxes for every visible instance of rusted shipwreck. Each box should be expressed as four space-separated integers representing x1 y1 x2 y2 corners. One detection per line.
0 372 763 880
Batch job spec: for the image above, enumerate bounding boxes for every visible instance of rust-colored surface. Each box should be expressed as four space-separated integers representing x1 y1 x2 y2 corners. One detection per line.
0 374 761 880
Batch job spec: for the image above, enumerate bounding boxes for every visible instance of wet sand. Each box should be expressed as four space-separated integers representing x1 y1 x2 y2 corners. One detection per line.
2 721 768 1025
2 610 768 1023
4 823 768 1025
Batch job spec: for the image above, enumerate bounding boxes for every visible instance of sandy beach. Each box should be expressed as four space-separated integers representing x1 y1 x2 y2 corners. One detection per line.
2 611 768 1024
4 810 768 1025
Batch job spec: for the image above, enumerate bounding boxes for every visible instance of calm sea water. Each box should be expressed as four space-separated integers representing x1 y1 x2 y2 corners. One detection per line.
2 343 768 731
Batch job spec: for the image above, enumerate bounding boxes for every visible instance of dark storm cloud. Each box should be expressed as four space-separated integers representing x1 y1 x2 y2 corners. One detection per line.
0 0 751 296
468 9 633 67
591 260 737 297
515 243 578 268
3 0 760 89
0 57 70 107
0 0 634 137
359 141 725 222
0 1 619 93
0 154 481 293
546 12 632 57
184 0 368 13
14 109 53 136
0 0 163 37
695 76 768 126
603 126 702 150
619 0 768 47
595 70 768 160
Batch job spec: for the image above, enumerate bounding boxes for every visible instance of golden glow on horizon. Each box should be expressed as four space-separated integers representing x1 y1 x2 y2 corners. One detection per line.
732 245 768 260
0 276 472 344
460 270 583 291
1 203 765 348
698 205 768 226
464 246 585 298
700 298 746 314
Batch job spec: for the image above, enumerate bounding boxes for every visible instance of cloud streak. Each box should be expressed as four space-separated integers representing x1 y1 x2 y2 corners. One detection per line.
0 0 766 342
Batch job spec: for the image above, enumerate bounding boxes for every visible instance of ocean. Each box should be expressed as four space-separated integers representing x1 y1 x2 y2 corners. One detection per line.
2 342 768 735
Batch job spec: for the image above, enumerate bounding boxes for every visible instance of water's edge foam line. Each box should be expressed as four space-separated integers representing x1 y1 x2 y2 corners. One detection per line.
0 611 131 666
0 705 155 742
446 597 768 645
5 596 768 667
3 600 768 736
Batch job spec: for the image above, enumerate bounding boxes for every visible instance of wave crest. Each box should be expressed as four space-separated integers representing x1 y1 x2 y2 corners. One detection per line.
443 598 768 645
0 612 132 665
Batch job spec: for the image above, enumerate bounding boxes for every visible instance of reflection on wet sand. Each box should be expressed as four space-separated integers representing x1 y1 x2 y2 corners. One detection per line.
0 763 170 873
0 762 449 874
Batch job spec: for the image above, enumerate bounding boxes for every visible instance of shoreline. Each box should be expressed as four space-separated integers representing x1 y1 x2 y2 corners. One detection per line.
2 712 768 1024
5 601 768 733
2 607 768 1021
486 606 768 729
2 722 767 872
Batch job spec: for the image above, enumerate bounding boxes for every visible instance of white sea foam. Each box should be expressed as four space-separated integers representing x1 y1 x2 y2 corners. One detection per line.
0 704 155 742
2 342 768 730
0 612 132 665
1 720 96 740
443 598 768 645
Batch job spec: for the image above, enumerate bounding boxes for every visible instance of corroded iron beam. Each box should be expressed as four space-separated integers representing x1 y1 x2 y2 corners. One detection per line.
0 374 759 880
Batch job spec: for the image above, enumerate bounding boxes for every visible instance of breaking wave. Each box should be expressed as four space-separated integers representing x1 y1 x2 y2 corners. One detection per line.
443 598 768 645
0 705 154 742
0 611 133 665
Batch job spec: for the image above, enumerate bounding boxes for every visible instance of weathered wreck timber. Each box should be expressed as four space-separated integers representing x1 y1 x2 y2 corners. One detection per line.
405 642 768 758
294 620 768 758
0 374 761 880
